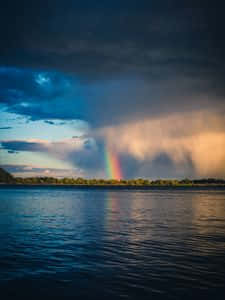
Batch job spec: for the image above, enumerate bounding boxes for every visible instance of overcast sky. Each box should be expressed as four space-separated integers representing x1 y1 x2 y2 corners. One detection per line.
0 1 225 178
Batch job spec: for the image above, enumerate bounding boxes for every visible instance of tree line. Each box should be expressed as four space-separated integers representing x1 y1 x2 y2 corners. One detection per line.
1 167 225 186
14 177 225 186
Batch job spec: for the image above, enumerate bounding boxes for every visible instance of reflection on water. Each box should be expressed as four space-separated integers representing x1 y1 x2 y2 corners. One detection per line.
0 186 225 299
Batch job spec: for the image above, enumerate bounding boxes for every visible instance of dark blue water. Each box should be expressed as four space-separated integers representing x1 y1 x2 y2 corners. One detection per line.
0 186 225 299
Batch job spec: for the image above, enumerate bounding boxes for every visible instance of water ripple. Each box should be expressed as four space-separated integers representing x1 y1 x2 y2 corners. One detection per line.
0 187 225 299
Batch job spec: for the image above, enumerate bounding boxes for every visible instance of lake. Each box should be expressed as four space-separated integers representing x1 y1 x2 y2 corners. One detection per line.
0 186 225 299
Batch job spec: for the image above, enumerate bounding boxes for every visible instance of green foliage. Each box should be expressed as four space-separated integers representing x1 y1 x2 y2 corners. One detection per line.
1 167 224 186
179 178 193 185
0 168 15 183
13 176 225 186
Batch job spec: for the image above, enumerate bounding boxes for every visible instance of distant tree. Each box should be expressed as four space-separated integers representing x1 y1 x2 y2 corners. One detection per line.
179 178 193 185
0 168 15 183
2 169 223 187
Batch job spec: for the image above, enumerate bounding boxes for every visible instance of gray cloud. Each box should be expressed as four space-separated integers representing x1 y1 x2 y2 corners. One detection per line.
0 126 12 130
1 67 224 129
0 140 47 152
0 1 224 128
44 120 55 125
1 164 82 178
7 150 18 154
1 108 225 179
0 137 104 174
0 1 224 85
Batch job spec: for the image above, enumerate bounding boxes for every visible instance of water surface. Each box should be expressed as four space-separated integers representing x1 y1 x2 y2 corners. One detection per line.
0 186 225 299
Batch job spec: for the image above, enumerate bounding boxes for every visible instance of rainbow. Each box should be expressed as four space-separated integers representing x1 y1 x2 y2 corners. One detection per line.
105 147 123 180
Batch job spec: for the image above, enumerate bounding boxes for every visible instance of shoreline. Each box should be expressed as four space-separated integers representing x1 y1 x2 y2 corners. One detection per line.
1 183 225 188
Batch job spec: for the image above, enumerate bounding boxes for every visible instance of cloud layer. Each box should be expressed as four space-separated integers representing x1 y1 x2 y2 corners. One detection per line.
2 164 81 178
100 110 225 177
0 1 225 178
0 137 103 177
1 110 225 178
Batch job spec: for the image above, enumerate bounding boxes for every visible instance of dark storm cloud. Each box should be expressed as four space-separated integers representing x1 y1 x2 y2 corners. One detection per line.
0 66 224 128
0 67 74 105
0 1 225 126
1 1 225 82
0 67 86 121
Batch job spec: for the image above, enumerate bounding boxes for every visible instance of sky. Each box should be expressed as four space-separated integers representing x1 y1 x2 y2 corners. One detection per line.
0 0 225 179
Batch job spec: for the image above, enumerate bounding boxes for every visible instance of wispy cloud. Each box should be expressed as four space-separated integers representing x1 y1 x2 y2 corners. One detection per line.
0 126 12 130
1 164 82 178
